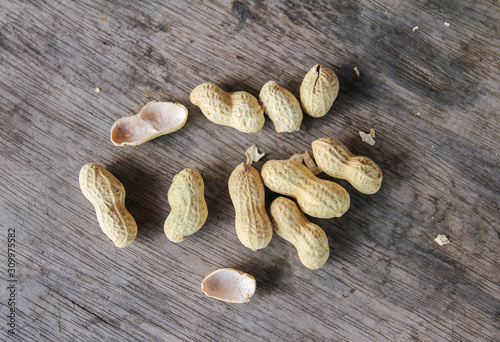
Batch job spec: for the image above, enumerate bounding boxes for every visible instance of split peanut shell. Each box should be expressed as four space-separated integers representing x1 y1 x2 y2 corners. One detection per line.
201 268 256 303
111 101 188 146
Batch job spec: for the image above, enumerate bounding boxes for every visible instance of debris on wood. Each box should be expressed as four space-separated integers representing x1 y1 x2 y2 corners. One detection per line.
95 87 101 93
143 89 157 98
434 234 450 246
444 22 450 27
413 26 419 32
354 67 360 77
359 131 376 146
245 145 265 165
370 128 376 138
289 151 321 175
289 152 306 163
303 151 321 175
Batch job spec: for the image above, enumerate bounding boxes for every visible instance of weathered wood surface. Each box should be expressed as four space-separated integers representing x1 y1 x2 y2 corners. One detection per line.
1 0 499 341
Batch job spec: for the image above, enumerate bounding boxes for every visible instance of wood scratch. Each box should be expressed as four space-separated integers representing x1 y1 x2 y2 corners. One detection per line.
44 189 62 334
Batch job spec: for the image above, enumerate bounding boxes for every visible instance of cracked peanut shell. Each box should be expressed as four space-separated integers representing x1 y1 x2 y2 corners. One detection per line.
300 64 339 118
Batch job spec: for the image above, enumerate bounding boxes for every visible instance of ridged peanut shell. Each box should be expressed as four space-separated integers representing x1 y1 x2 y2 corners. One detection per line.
270 197 329 269
259 81 303 133
79 163 137 248
261 159 350 219
228 163 273 251
111 102 188 146
300 64 339 118
312 137 383 194
164 169 208 242
190 83 264 133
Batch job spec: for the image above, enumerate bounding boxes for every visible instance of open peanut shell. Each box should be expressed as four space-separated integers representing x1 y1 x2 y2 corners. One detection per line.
110 101 188 146
201 268 256 303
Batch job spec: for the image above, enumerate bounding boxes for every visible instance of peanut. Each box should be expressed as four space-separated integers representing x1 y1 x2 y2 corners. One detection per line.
312 137 383 194
300 64 339 118
259 81 303 132
164 168 208 242
110 101 188 146
261 159 350 219
270 197 329 269
79 163 137 248
190 83 264 133
228 163 273 250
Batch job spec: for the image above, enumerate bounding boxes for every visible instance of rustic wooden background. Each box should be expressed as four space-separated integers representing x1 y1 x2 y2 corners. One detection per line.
1 0 499 341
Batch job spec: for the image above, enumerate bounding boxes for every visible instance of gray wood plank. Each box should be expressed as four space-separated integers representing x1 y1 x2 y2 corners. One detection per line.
1 0 499 341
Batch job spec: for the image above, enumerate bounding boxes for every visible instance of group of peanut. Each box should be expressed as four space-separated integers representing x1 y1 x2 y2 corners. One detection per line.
230 137 382 269
190 64 338 133
79 64 382 301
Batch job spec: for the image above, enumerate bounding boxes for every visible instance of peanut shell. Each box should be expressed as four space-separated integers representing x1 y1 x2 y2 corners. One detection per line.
190 83 264 133
79 163 137 248
228 163 273 250
261 159 350 219
312 137 382 194
300 64 339 118
110 102 188 146
259 81 303 133
270 197 329 269
164 168 208 242
201 268 256 303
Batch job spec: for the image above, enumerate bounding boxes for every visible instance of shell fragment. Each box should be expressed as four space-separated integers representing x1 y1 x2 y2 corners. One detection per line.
110 101 188 146
201 268 256 303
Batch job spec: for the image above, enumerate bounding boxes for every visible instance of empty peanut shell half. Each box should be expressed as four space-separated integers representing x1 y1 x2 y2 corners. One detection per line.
110 101 188 146
201 268 256 303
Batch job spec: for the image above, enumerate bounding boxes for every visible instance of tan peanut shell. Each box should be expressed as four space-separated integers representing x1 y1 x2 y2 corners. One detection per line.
228 163 273 250
190 83 265 133
110 101 188 146
261 159 350 219
300 64 339 118
259 81 303 133
164 169 208 242
79 163 137 248
270 197 329 269
312 137 383 194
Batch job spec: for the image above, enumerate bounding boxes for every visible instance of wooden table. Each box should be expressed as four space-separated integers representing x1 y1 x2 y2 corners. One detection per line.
1 0 499 341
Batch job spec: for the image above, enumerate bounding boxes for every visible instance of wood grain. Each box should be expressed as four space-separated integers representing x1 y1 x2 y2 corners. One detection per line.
1 0 499 341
